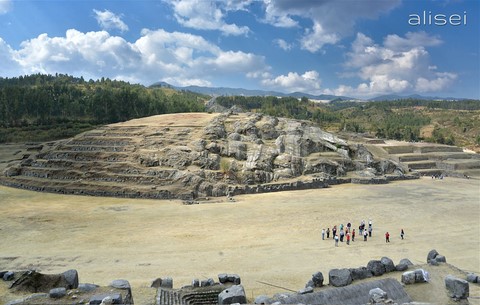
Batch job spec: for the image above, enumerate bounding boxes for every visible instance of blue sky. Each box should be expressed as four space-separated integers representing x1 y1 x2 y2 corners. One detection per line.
0 0 478 99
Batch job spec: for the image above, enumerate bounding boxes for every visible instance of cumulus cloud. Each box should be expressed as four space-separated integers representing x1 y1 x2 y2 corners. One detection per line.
326 32 456 97
0 0 12 14
2 28 268 87
93 9 129 32
166 0 250 36
263 0 401 52
261 70 322 94
300 22 339 53
273 38 293 51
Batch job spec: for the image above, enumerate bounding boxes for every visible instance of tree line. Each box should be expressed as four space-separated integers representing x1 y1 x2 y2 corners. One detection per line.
0 74 206 142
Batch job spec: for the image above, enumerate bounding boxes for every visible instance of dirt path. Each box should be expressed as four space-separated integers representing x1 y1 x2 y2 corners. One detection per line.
0 177 479 303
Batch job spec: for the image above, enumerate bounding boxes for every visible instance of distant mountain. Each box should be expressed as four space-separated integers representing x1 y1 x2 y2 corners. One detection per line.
150 82 471 102
369 94 468 101
150 82 350 101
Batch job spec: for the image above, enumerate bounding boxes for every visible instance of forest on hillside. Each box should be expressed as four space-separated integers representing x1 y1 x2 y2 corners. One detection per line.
1 74 479 151
0 74 206 142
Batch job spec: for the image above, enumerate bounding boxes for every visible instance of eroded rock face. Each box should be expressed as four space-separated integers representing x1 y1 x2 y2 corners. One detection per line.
0 112 407 199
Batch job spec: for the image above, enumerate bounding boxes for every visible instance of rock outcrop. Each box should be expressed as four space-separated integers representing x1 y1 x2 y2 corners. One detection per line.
0 112 414 199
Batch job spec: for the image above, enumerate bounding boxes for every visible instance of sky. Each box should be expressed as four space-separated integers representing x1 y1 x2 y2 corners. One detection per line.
0 0 478 99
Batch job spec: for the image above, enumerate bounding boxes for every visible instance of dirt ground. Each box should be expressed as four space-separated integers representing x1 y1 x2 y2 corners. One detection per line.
0 177 479 304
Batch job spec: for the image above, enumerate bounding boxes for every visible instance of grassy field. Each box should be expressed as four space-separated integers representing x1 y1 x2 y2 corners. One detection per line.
0 177 479 304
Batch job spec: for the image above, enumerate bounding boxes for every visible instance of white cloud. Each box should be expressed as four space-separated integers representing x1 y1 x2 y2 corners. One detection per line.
261 70 322 93
300 22 339 53
0 0 12 14
166 0 250 36
93 9 129 32
2 28 268 87
384 31 442 52
262 0 401 52
273 38 293 51
327 32 457 97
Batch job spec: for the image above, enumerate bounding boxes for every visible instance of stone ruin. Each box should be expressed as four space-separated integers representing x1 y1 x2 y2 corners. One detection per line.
1 250 477 305
0 112 418 200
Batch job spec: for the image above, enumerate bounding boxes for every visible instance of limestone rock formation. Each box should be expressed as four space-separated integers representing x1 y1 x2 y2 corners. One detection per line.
0 112 412 199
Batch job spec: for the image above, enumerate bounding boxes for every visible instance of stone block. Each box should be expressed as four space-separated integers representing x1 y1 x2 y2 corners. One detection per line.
312 271 324 287
62 269 79 289
218 285 247 304
49 287 66 299
367 260 386 276
381 257 396 273
328 268 353 287
89 293 122 305
445 275 469 300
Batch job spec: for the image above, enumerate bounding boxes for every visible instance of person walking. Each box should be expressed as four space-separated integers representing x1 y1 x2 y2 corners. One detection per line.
340 230 345 242
400 229 404 240
332 226 337 238
334 234 339 247
322 228 325 240
346 232 350 245
385 232 390 243
352 229 356 242
363 230 368 241
368 226 372 237
326 228 330 239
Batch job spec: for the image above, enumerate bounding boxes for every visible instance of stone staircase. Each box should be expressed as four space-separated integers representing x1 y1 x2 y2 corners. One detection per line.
372 142 480 178
156 286 224 305
0 125 195 199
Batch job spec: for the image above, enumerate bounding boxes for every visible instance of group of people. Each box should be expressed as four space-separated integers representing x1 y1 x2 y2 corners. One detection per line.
321 220 405 246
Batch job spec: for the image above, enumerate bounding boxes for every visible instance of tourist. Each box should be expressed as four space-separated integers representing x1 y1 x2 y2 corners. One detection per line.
369 219 372 228
340 230 345 242
363 230 368 241
326 228 330 239
347 222 351 231
332 226 337 238
346 232 350 245
385 232 390 243
400 229 404 240
322 228 325 240
352 229 356 242
334 234 339 247
368 226 372 237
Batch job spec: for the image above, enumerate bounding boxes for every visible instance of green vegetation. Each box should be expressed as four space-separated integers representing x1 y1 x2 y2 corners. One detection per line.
1 74 479 151
217 95 480 150
0 74 207 143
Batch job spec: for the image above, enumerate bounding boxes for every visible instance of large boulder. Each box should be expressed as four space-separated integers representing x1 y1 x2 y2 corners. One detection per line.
402 269 429 285
218 285 247 304
311 271 324 287
328 268 353 287
367 260 386 276
466 273 479 283
369 288 388 303
445 275 469 300
349 267 372 280
427 249 439 263
396 258 413 271
381 257 396 273
88 293 122 305
62 269 78 289
110 279 130 289
218 273 241 285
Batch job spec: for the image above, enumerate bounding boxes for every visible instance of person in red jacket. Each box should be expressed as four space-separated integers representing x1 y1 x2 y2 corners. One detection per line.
385 232 390 243
346 232 351 245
